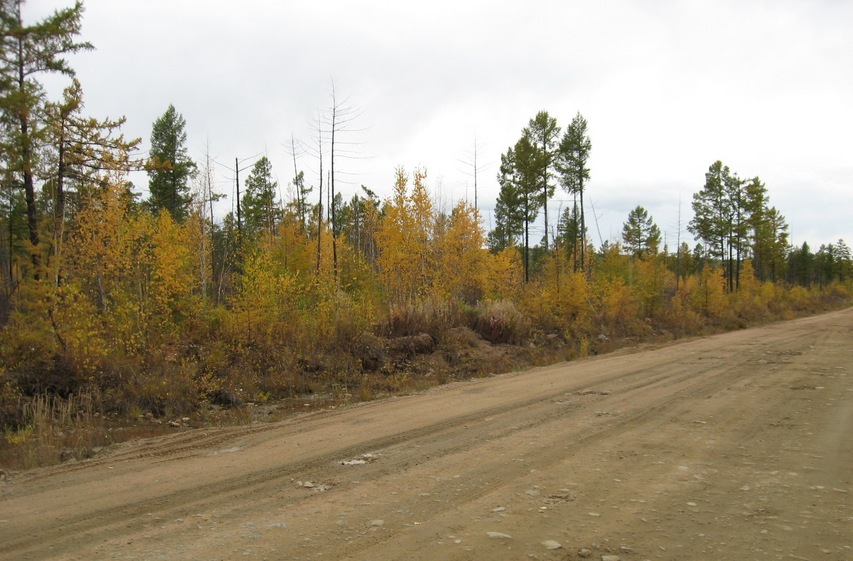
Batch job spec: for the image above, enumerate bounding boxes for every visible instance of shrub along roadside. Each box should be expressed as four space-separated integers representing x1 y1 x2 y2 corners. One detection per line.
2 274 850 472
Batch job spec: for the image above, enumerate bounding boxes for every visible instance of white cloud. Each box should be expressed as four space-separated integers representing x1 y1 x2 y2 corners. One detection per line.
21 0 853 247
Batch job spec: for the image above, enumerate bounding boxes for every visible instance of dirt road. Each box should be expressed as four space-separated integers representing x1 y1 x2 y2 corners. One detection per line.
2 308 852 561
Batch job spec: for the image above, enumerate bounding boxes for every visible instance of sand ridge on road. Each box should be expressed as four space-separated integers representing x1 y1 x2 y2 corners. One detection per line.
1 308 852 560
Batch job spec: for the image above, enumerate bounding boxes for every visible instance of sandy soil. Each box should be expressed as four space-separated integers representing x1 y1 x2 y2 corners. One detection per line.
1 308 851 561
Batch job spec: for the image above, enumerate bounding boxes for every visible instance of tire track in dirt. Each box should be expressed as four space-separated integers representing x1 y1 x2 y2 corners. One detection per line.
311 341 803 559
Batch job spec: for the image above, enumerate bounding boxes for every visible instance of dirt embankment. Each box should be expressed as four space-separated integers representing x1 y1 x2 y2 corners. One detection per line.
1 308 851 561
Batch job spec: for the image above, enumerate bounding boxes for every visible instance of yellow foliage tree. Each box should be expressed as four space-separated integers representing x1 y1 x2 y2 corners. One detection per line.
690 264 728 320
433 200 486 303
69 182 150 353
596 242 629 284
596 276 638 336
235 244 300 342
632 254 672 320
147 211 198 328
376 168 434 303
523 258 594 339
484 246 524 301
68 181 198 353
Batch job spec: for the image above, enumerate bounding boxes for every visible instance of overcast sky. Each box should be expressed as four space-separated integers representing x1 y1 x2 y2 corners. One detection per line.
25 0 853 249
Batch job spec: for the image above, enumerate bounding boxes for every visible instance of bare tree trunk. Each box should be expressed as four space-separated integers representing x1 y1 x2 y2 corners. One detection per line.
330 97 338 281
316 119 323 274
18 37 41 275
290 135 305 232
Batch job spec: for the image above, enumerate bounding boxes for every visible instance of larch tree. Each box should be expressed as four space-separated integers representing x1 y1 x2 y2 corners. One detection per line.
146 104 196 222
434 200 485 303
287 134 312 233
43 78 139 284
557 112 592 272
319 82 361 280
458 136 487 211
376 167 434 302
0 0 92 273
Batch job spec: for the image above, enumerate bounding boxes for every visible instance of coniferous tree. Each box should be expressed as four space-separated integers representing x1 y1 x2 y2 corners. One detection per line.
689 162 731 270
146 104 195 222
835 239 853 282
0 0 92 272
523 111 560 252
488 159 525 252
42 78 139 287
242 156 279 240
622 205 661 259
557 112 592 272
495 138 539 281
44 79 139 217
743 177 788 282
723 169 749 291
336 186 379 265
786 242 812 286
690 160 747 291
691 162 791 290
287 170 313 233
556 204 582 263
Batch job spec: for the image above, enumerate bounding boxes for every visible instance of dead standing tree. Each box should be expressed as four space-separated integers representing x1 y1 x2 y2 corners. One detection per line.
316 82 365 280
457 136 488 212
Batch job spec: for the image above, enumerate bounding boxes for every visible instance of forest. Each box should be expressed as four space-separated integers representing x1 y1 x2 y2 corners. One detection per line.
1 2 851 468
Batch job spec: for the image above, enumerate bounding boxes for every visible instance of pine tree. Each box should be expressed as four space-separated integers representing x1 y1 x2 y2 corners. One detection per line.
557 112 592 272
495 138 539 282
488 156 524 252
146 104 196 222
523 111 560 252
556 204 582 265
621 205 661 259
242 156 279 240
692 162 790 290
835 239 852 282
689 161 731 275
743 177 788 282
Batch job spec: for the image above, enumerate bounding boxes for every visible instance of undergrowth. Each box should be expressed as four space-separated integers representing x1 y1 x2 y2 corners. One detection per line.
1 281 851 472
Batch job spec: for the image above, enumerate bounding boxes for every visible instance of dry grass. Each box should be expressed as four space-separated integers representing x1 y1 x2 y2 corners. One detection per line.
470 300 531 345
1 391 111 470
381 297 463 340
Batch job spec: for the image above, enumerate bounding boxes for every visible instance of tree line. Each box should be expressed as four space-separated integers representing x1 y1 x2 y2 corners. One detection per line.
1 1 851 425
